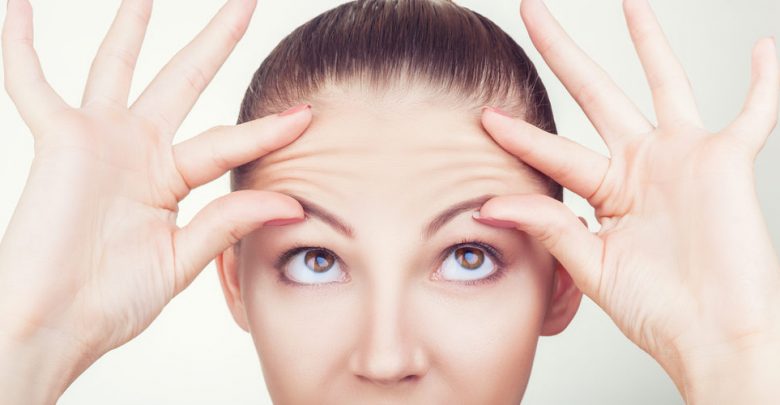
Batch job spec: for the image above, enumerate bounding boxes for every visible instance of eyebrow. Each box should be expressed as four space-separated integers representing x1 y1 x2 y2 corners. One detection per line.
286 193 497 240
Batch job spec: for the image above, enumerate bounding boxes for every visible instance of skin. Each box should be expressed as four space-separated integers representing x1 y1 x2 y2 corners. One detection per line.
215 87 583 404
0 0 779 404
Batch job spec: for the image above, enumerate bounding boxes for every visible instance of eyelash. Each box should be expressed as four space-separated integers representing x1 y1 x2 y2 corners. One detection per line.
271 238 508 288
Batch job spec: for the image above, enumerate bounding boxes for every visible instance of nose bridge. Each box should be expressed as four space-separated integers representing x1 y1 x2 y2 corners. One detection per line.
349 261 428 385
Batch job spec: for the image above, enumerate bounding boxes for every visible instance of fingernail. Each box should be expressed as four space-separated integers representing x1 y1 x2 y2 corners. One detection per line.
481 105 514 118
263 216 306 227
472 212 516 228
278 103 311 117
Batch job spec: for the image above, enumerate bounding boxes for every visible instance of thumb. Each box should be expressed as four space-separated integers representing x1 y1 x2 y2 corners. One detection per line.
171 190 305 296
473 193 603 299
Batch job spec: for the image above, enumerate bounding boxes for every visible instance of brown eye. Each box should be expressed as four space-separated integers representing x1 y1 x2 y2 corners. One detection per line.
438 243 498 282
279 247 346 285
304 250 335 273
454 246 484 270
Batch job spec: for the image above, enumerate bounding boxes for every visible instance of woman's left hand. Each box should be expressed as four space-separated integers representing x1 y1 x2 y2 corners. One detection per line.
474 0 780 402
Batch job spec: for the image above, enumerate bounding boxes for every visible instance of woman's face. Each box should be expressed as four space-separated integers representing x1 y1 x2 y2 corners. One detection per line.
216 88 583 404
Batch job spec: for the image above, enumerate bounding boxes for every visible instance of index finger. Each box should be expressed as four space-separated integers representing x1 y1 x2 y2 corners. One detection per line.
481 107 610 201
172 104 313 192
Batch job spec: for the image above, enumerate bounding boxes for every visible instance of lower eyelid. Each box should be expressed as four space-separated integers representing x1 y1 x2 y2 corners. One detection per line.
457 264 507 286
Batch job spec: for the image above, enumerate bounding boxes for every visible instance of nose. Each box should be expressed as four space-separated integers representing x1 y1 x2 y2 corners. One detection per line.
348 278 429 386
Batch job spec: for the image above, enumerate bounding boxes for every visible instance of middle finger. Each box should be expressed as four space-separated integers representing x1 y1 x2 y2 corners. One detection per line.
131 0 257 138
520 0 655 146
623 0 704 128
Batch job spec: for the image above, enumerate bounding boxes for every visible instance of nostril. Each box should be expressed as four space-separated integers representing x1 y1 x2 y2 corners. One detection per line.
400 374 419 383
356 373 421 386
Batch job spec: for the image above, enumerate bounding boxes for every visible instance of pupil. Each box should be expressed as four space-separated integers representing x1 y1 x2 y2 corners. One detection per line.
305 250 333 273
456 247 483 270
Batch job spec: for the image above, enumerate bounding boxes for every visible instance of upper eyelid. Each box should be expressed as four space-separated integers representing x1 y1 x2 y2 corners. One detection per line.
458 241 505 264
273 244 348 272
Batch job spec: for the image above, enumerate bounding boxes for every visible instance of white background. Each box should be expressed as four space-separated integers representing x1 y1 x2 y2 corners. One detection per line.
0 0 778 404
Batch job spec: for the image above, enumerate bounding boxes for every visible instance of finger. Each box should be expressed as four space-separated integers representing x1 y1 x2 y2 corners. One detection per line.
482 107 610 200
173 104 312 190
473 193 604 300
623 0 703 128
519 0 654 146
2 0 69 134
81 0 152 106
131 0 257 137
172 190 305 296
726 37 780 157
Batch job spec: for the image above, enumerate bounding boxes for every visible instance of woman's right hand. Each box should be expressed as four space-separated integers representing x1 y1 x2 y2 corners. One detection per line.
0 0 311 399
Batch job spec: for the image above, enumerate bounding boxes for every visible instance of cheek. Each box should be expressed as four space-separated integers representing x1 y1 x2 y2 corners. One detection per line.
417 269 549 401
238 255 551 403
241 268 357 402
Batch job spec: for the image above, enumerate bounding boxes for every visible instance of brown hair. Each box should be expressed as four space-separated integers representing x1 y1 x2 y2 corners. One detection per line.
231 0 563 202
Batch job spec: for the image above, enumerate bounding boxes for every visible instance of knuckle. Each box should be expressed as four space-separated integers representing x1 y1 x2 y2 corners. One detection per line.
536 30 564 58
539 202 570 245
574 75 608 106
214 199 243 246
176 59 210 95
216 18 246 45
123 1 152 27
101 46 138 71
208 136 231 171
225 225 243 247
547 152 576 182
536 222 564 250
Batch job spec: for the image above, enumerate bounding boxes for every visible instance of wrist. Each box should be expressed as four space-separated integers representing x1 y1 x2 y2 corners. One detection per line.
0 330 96 405
657 332 780 405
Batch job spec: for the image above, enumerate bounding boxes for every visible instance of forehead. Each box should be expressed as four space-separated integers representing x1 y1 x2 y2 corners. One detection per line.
245 92 547 235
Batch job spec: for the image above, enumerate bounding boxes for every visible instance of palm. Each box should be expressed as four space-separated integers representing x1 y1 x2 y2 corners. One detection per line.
592 126 760 356
27 105 184 351
0 0 310 364
476 0 780 368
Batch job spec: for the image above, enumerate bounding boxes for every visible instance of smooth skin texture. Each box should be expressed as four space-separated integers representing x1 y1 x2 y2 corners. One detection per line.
0 0 313 403
216 87 582 404
0 0 778 404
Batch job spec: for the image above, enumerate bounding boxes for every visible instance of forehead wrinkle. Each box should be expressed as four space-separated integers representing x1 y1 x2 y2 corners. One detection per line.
245 104 549 226
250 134 546 209
406 147 543 193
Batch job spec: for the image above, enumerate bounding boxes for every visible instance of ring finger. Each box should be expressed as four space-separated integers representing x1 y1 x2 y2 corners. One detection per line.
81 0 152 107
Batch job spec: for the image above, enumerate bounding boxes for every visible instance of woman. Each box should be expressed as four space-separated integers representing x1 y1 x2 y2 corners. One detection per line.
0 0 778 404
